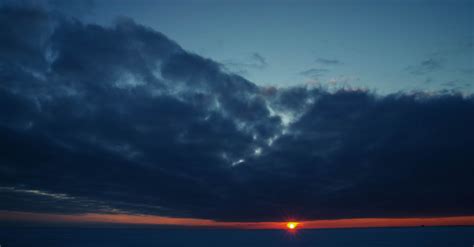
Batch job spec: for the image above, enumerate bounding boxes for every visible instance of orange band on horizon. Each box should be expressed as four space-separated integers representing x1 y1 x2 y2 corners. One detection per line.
1 211 474 229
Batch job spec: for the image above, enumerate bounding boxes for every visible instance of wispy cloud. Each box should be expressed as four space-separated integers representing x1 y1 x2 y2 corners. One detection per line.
221 52 267 75
316 57 343 65
299 68 328 79
406 58 442 75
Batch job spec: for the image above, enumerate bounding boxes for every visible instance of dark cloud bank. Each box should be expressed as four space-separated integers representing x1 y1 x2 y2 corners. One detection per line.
1 3 473 222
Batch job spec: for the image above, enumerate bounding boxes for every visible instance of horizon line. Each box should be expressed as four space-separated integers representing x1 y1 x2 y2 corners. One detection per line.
1 211 474 230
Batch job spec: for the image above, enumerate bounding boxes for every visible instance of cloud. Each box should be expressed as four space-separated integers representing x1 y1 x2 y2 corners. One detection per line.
460 68 474 75
316 58 343 65
250 52 267 68
221 52 267 76
1 3 474 222
440 80 472 92
407 58 442 75
299 68 328 80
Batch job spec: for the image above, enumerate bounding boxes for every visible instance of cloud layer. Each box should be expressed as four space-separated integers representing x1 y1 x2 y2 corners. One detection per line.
1 4 473 222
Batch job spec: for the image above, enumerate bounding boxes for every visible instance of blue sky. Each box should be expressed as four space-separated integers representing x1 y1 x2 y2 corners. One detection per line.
80 0 474 94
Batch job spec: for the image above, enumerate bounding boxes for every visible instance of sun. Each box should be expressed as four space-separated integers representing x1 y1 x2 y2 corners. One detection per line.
286 222 299 230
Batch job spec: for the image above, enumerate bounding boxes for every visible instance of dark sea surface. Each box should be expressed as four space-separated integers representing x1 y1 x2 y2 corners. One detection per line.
0 226 473 247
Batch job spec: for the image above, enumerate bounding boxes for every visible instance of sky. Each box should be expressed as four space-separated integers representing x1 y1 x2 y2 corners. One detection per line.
0 0 473 229
81 0 474 93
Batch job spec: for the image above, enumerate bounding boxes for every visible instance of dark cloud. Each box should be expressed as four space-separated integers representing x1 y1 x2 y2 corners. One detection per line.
221 52 267 76
407 58 443 75
251 52 267 68
316 58 342 66
460 68 474 75
1 3 474 222
299 68 328 80
48 0 95 16
440 80 471 92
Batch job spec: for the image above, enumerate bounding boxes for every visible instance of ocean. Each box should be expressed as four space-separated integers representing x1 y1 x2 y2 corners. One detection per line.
0 226 473 247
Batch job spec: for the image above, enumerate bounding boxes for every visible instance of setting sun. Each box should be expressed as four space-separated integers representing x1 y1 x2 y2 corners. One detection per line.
287 222 299 230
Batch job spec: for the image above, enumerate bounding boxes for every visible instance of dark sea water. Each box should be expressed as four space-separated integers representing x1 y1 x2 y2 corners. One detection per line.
0 227 473 247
